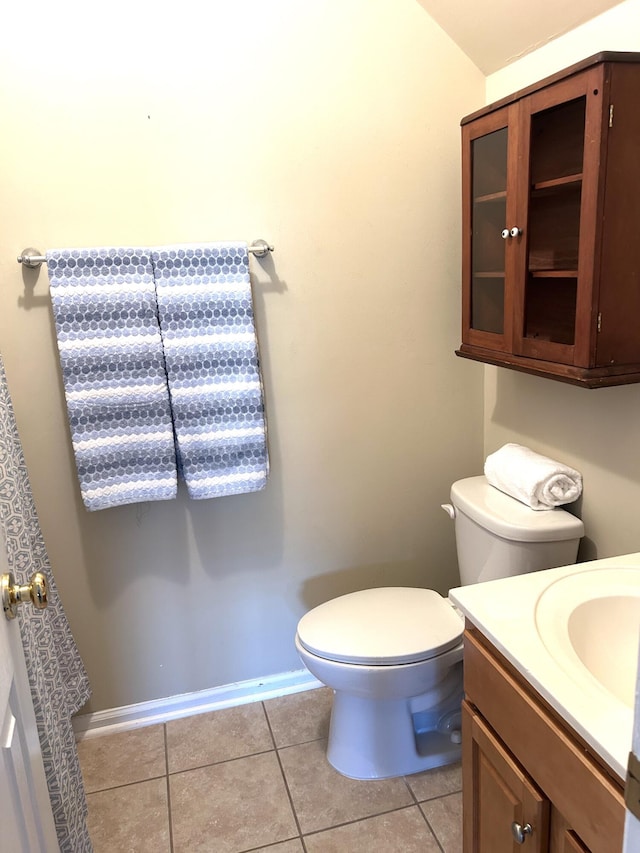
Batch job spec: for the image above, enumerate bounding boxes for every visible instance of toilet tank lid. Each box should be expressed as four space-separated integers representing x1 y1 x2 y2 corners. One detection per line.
450 476 585 542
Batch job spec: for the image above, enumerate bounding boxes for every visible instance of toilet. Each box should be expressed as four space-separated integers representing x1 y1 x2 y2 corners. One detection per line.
295 475 584 780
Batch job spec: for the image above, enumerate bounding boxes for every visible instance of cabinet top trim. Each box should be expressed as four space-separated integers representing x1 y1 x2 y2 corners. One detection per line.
461 51 640 126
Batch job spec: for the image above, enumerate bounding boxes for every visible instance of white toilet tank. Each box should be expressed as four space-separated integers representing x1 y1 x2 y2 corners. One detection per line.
449 476 584 585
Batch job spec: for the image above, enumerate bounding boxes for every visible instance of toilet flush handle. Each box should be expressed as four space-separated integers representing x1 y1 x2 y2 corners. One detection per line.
441 503 456 520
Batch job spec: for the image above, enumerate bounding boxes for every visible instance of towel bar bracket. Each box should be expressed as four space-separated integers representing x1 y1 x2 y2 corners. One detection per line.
249 239 274 258
17 248 45 269
17 240 274 270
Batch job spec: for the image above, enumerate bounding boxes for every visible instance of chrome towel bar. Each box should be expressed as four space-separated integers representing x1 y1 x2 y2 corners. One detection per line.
17 239 274 269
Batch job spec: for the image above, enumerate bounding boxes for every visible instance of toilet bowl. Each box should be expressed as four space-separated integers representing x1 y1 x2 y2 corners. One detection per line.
295 475 585 780
295 587 464 779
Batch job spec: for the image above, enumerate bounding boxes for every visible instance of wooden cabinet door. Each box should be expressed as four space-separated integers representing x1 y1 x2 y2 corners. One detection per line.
463 700 550 852
549 808 591 852
561 836 590 853
461 104 519 354
511 65 606 367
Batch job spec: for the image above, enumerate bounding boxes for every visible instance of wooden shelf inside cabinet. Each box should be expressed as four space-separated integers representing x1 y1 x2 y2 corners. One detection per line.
532 173 583 192
529 270 578 278
474 190 507 203
474 271 506 278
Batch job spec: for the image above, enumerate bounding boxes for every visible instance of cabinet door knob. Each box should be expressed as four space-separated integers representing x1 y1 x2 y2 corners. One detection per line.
501 228 510 239
511 821 533 844
510 226 522 237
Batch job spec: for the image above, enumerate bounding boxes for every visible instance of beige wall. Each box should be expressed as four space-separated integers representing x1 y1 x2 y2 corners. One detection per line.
484 0 640 563
0 1 485 711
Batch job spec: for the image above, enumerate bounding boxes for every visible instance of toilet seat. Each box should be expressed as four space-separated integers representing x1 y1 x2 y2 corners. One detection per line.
296 587 463 666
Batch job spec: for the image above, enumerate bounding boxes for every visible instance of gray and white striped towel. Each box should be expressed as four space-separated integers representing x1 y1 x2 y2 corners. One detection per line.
152 242 269 499
48 247 178 511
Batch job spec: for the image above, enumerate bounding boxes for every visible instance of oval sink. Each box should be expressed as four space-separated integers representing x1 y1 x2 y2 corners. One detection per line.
535 567 640 708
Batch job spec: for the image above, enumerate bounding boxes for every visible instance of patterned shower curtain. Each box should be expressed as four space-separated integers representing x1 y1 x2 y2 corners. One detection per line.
0 355 92 852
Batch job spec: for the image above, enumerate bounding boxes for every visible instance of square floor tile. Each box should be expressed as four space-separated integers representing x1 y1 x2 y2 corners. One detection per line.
304 806 441 852
278 739 414 834
77 725 166 793
406 761 462 802
421 791 463 853
170 750 298 852
166 702 273 773
86 778 170 853
264 687 333 747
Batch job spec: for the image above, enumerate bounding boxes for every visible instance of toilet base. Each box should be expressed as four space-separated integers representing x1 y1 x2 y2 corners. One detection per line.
326 688 463 780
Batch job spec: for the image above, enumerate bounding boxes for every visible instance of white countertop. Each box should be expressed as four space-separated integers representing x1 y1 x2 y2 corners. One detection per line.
449 552 640 782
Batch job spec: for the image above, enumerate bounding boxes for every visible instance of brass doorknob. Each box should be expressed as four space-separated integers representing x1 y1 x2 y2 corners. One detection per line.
1 571 48 620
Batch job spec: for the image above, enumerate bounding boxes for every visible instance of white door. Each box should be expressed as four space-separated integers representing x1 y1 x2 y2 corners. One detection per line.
0 527 59 852
623 632 640 851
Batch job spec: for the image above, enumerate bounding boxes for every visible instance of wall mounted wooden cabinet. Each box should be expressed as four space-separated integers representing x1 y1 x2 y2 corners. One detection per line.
457 52 640 388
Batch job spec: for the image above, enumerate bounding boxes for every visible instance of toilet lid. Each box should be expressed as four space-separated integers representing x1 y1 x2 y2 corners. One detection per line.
296 587 463 666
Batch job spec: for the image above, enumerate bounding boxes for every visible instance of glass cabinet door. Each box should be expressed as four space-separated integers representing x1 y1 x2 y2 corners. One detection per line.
471 128 508 334
462 106 516 353
514 68 603 365
520 97 585 353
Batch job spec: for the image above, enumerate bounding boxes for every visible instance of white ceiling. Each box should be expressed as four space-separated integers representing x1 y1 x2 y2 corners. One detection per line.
416 0 626 74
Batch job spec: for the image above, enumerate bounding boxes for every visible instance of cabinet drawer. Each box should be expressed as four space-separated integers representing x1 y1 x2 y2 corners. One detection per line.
463 629 624 852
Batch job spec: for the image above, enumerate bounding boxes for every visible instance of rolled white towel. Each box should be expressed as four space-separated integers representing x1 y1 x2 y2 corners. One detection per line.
484 443 582 510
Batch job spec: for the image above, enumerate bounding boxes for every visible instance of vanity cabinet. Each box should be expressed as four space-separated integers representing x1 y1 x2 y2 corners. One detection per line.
461 626 624 852
457 52 640 388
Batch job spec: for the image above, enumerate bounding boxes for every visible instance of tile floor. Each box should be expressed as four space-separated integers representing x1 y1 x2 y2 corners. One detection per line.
77 687 462 853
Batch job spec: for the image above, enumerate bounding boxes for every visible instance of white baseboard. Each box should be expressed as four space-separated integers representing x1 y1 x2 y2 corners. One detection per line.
73 669 323 741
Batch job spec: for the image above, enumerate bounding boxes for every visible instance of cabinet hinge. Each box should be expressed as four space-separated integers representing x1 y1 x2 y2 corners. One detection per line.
597 313 602 333
625 752 640 820
609 104 614 128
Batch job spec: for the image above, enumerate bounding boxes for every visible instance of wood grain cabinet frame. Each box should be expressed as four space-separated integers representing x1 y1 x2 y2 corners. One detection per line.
461 627 625 852
457 52 640 387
